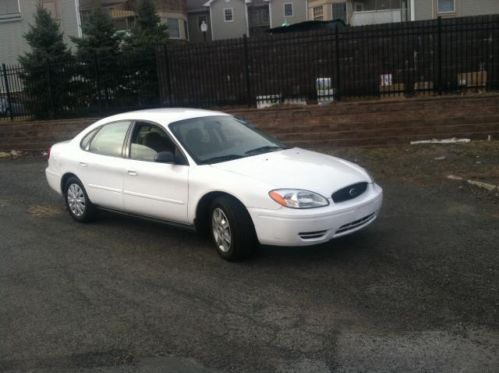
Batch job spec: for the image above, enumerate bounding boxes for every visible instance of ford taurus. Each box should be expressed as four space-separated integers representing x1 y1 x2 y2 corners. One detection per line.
46 109 383 261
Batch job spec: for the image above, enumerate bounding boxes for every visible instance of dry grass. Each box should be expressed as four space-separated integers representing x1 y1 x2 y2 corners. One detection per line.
320 141 499 188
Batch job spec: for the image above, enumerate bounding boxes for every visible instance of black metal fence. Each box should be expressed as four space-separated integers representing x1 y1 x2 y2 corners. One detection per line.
0 52 161 120
158 14 499 107
1 14 499 120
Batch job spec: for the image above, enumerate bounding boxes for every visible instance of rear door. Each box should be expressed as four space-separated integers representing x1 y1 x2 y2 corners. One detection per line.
77 120 131 210
122 121 190 224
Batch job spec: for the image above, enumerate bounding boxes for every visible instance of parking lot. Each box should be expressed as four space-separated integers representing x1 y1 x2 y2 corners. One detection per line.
0 142 498 372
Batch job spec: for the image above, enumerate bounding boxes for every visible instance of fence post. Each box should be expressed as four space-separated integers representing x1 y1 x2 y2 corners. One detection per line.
334 25 341 101
243 34 252 107
162 44 173 105
94 52 102 114
437 16 443 95
2 64 14 120
46 60 55 119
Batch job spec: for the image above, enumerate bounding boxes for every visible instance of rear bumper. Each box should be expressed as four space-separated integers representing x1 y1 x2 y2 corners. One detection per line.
45 168 62 195
248 183 383 246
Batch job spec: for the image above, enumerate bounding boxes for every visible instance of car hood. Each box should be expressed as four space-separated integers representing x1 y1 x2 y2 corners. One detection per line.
211 148 370 197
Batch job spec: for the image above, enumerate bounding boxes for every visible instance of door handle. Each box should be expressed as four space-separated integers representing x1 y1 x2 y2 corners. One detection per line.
127 170 137 176
79 162 87 167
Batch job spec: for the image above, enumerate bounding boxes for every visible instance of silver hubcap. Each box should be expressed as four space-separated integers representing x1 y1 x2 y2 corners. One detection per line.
212 208 232 253
67 183 86 217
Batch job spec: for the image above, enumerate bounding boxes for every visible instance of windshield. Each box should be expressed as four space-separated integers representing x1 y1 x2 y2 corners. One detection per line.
169 116 287 164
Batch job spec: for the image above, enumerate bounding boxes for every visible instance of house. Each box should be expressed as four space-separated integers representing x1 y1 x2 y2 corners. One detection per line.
187 0 212 42
411 0 499 21
79 0 137 31
80 0 188 39
202 0 307 41
153 0 188 39
308 0 499 26
0 0 82 66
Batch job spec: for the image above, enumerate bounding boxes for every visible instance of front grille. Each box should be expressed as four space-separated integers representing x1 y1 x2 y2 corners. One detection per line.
336 213 376 234
299 230 328 240
332 182 368 203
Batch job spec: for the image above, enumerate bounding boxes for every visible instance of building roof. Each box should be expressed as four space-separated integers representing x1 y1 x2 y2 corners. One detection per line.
187 0 208 12
79 0 128 11
203 0 245 7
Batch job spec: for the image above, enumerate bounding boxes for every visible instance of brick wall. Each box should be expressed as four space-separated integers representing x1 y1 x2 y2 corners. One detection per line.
1 94 498 153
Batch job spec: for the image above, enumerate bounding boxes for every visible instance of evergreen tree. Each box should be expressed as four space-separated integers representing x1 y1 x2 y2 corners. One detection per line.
19 6 74 118
129 0 169 49
73 8 120 61
72 8 121 110
123 0 169 106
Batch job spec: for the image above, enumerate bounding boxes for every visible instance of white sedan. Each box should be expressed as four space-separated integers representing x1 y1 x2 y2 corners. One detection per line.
46 109 383 261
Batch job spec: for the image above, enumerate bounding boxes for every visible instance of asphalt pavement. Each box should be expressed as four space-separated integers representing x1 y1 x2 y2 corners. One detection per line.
0 158 497 372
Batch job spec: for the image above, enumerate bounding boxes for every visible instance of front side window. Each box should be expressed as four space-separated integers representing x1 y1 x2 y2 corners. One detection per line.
438 0 455 13
168 18 180 38
224 8 233 22
169 116 286 165
88 121 130 157
284 3 293 17
129 122 176 162
0 0 20 18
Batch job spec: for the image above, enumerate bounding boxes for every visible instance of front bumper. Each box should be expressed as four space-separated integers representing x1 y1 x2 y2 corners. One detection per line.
248 183 383 246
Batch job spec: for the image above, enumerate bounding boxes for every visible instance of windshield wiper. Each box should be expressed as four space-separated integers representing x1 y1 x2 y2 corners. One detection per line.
244 145 286 156
199 154 244 165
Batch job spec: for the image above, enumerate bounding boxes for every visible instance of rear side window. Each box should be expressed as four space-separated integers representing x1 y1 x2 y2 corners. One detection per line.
88 121 131 157
80 128 99 151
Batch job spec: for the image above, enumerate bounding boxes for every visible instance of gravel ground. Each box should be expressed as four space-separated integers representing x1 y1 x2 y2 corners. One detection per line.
0 142 498 372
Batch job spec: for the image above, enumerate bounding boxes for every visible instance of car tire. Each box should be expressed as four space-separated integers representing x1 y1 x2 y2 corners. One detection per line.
210 196 256 261
64 176 96 222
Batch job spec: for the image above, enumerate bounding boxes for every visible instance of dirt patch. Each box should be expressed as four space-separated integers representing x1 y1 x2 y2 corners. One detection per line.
27 205 63 218
321 140 499 193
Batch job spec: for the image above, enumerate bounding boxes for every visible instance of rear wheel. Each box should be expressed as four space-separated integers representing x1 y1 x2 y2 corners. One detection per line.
64 177 96 222
210 196 256 261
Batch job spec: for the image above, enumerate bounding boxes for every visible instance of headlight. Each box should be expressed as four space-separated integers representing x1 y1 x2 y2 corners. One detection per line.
269 189 329 209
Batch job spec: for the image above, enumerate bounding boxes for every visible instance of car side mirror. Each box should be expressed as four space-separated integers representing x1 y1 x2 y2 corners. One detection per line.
155 151 174 163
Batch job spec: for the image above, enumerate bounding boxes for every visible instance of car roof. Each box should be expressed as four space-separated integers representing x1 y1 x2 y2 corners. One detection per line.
99 108 230 125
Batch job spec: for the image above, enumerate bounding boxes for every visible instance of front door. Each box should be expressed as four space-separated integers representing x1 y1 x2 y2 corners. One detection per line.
122 122 189 224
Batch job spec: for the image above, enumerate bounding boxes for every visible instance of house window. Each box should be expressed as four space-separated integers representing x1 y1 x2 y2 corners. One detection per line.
313 6 323 20
332 2 347 22
168 18 180 38
284 3 293 17
438 0 455 13
224 8 233 22
0 0 20 18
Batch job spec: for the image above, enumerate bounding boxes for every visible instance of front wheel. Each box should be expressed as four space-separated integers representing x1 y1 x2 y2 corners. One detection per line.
210 196 256 261
64 177 96 222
